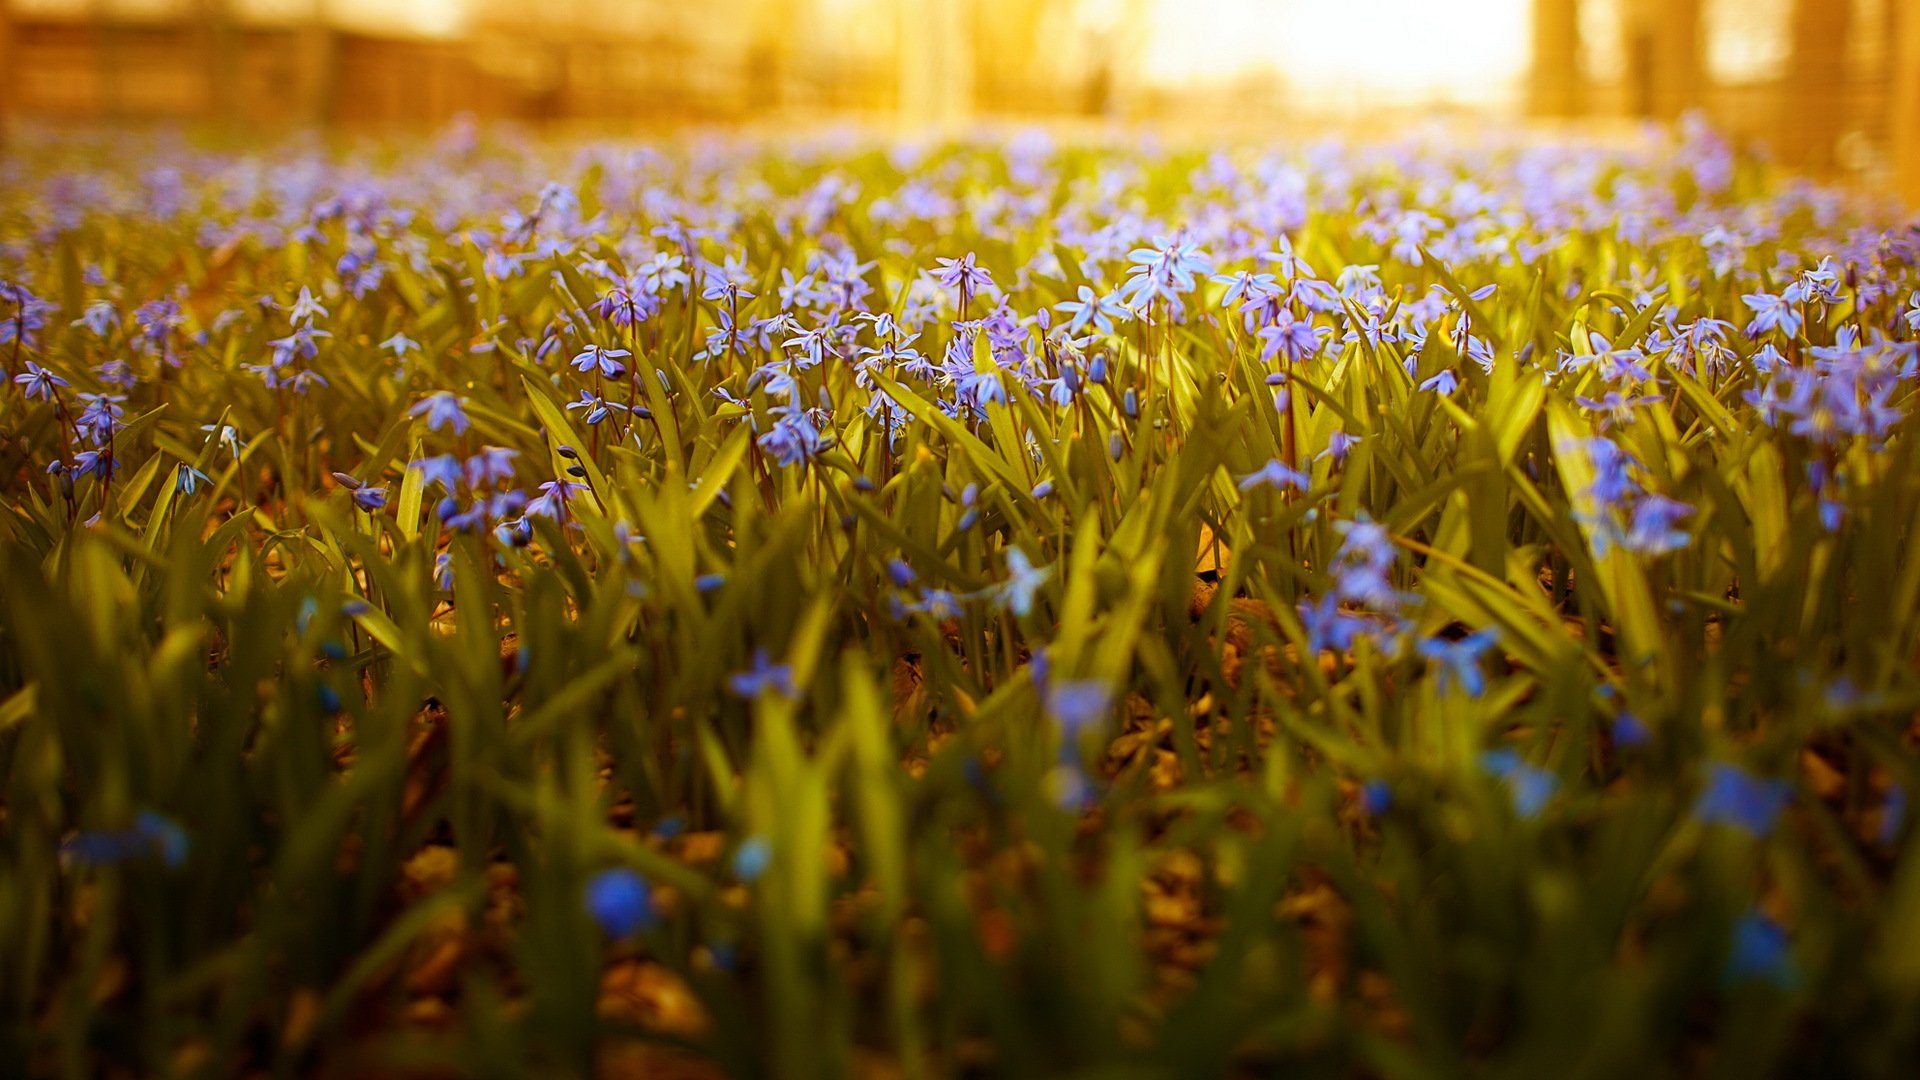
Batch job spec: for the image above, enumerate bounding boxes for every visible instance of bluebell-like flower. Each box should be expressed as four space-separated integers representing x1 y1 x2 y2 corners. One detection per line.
1724 911 1796 989
585 868 653 937
410 391 471 435
1238 458 1310 493
1480 748 1559 817
571 344 630 378
1742 291 1803 338
1621 494 1693 555
933 253 994 301
176 464 212 495
1045 679 1114 737
14 361 69 401
525 478 587 521
1299 594 1366 654
60 811 189 869
729 648 798 700
1055 285 1127 335
998 548 1051 617
1419 368 1460 396
732 837 772 882
1359 779 1392 817
1693 762 1792 837
1418 630 1498 697
464 446 519 487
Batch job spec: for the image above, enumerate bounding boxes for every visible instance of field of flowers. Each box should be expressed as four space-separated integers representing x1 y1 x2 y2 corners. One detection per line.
3 121 1920 1077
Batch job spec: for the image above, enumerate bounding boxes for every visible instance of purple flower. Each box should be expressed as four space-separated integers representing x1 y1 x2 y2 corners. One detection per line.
1055 286 1127 335
933 253 994 300
1237 459 1310 492
571 344 630 378
1742 291 1803 338
1417 630 1499 698
1419 368 1460 396
729 648 798 699
14 361 68 401
997 548 1051 618
410 392 471 436
526 478 587 521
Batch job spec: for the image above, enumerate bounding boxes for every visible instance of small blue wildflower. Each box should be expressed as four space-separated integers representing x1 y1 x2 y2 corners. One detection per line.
1612 711 1652 747
409 391 471 435
1359 779 1392 817
1417 630 1499 698
1419 368 1460 396
1882 784 1907 844
585 868 653 937
1238 458 1310 493
1724 911 1796 989
1045 680 1114 738
571 344 631 378
1693 762 1792 837
1480 748 1559 818
998 548 1051 617
732 837 772 882
176 464 212 495
729 649 798 700
14 361 69 401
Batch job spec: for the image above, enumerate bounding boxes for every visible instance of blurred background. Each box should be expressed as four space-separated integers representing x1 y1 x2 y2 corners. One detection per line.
0 0 1916 203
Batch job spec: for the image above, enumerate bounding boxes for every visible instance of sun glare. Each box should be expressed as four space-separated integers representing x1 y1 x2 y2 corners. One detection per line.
1143 0 1533 105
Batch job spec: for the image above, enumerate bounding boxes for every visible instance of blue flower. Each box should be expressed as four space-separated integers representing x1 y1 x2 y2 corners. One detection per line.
729 648 798 700
571 344 630 378
1418 368 1460 396
585 868 653 938
932 253 994 300
176 464 212 495
1480 749 1559 818
1299 594 1365 655
1612 711 1652 747
1055 285 1127 335
1045 680 1114 738
1882 784 1907 844
1417 630 1499 698
1724 911 1796 989
998 548 1051 617
410 391 471 436
1693 762 1792 837
732 837 772 882
60 811 189 869
14 360 69 401
1238 459 1310 493
1359 779 1392 817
